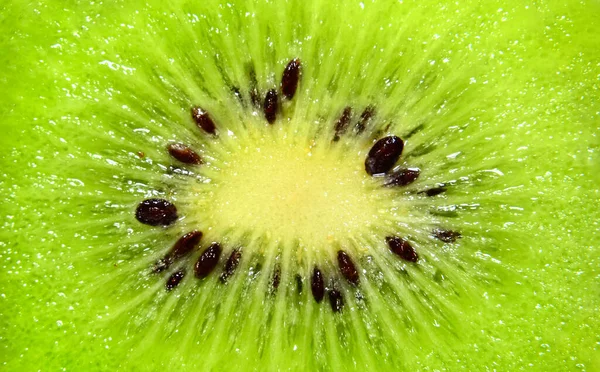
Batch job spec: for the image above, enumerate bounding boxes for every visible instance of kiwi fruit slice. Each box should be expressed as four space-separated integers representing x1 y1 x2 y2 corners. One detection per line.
2 0 599 370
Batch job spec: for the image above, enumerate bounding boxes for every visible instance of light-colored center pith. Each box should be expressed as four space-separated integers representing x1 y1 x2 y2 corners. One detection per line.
208 132 384 249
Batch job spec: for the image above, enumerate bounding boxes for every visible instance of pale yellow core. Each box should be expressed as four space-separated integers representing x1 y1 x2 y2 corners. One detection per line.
209 131 382 249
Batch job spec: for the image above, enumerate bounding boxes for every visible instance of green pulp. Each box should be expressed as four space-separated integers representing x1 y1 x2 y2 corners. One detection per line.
1 0 599 370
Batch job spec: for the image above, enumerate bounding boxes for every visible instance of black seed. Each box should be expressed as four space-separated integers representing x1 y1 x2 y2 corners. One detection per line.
135 199 178 226
295 274 303 293
433 229 462 243
154 230 203 273
166 269 186 291
384 168 420 187
355 105 375 134
272 266 281 290
263 89 278 124
333 106 353 141
167 143 202 165
311 267 325 303
337 250 359 285
386 236 418 263
365 136 405 175
191 106 217 134
328 289 344 312
220 249 241 283
194 243 222 278
420 187 447 197
281 58 301 99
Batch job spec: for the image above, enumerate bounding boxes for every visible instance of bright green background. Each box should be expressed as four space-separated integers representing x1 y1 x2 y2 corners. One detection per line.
1 0 599 370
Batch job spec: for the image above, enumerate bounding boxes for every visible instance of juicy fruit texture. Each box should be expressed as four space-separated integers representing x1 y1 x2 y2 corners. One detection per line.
1 1 600 371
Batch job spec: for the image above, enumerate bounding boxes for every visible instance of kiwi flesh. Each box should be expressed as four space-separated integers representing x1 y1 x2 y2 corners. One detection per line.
1 0 600 371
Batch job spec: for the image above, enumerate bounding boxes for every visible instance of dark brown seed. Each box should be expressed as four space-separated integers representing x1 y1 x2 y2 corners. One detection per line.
328 289 344 312
220 249 242 283
191 106 217 134
272 266 281 290
311 267 325 303
167 143 202 165
295 274 303 293
194 243 222 278
333 106 353 141
165 269 186 291
365 136 404 175
281 58 301 99
386 236 418 263
135 199 178 226
337 250 359 285
170 231 203 257
384 168 420 187
154 230 203 273
422 187 447 197
263 89 278 124
355 105 375 134
433 229 462 243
